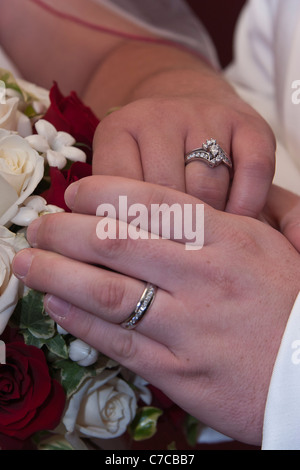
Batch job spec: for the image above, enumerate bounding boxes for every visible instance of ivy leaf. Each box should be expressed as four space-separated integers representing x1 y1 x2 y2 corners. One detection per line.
184 414 200 447
33 432 74 451
45 334 69 359
12 289 55 339
52 359 97 398
22 329 46 348
38 439 74 451
18 325 68 363
52 355 119 399
129 406 163 441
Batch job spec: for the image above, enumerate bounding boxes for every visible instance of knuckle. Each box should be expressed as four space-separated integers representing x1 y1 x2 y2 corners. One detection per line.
93 222 132 259
225 219 260 255
111 330 137 361
103 234 131 259
27 251 56 289
96 109 124 133
70 307 96 339
204 261 233 292
241 153 275 179
90 276 127 315
188 175 228 207
36 213 61 247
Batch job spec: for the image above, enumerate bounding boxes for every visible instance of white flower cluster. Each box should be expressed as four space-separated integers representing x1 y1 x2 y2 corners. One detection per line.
0 72 150 449
0 77 72 334
26 119 86 170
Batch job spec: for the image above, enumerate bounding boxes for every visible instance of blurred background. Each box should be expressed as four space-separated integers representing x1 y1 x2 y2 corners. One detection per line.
186 0 246 67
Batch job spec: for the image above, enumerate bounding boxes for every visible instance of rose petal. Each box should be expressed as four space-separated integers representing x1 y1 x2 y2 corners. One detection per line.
0 97 19 131
0 134 44 226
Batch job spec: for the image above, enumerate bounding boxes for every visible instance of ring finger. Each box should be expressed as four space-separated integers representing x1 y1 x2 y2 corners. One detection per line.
12 248 177 344
185 132 231 210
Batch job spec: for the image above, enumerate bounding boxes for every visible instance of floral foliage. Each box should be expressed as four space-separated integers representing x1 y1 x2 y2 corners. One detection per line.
0 70 168 450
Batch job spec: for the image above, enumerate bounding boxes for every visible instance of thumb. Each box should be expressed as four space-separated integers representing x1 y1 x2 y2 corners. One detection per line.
263 185 300 253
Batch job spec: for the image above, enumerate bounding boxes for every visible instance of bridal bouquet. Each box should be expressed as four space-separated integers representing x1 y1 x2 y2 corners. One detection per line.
0 70 195 451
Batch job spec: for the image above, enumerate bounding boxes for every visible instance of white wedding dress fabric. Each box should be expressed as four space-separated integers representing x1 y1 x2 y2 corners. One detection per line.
0 0 299 450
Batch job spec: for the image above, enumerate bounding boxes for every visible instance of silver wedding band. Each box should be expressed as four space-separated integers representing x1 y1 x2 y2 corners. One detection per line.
120 283 157 330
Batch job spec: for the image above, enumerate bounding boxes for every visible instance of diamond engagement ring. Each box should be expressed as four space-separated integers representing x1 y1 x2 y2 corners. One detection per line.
120 283 157 330
184 139 232 170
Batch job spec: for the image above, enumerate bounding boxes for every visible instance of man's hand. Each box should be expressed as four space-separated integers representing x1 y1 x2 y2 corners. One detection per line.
12 176 300 445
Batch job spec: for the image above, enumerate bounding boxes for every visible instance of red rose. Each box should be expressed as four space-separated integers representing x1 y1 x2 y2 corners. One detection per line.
42 82 100 163
147 385 186 429
0 340 65 448
41 161 92 211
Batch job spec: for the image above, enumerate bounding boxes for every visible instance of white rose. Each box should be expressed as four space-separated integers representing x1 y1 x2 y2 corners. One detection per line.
0 226 27 334
0 132 44 226
16 78 50 110
0 97 32 137
63 369 137 444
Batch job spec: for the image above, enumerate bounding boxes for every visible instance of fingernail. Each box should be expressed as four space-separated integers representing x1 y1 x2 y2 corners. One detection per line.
26 217 42 247
64 182 80 210
44 294 71 320
12 249 34 279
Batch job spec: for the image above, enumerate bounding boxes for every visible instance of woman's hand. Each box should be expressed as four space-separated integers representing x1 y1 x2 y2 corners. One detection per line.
12 176 300 445
0 0 275 217
92 64 276 218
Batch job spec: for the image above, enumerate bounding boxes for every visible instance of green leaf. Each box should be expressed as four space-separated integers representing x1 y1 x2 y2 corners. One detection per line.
129 406 163 441
33 432 74 451
17 324 68 362
22 329 46 348
53 354 119 399
45 334 69 359
52 359 97 398
24 103 38 118
184 414 200 447
167 441 177 450
12 289 55 339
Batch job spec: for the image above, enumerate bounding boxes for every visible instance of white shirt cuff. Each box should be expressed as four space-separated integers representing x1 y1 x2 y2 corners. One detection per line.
262 292 300 450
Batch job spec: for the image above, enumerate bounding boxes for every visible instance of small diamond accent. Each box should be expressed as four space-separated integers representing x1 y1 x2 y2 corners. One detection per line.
185 140 232 169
